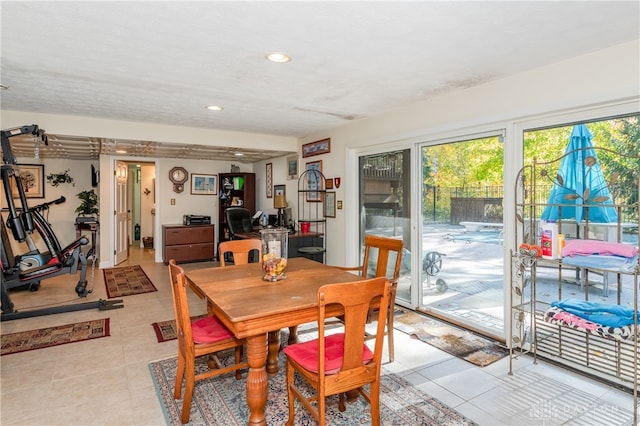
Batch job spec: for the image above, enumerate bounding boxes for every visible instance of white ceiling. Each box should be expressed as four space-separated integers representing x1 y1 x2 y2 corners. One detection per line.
1 1 638 162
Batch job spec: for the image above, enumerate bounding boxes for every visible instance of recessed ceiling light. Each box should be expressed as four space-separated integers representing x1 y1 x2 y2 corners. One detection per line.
115 149 127 154
234 152 244 157
205 105 223 111
265 52 291 63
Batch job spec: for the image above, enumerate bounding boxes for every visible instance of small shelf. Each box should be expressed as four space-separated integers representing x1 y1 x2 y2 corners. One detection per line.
297 169 327 263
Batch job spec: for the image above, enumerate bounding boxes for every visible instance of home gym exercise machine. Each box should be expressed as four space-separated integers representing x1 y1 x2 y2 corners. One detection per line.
1 124 123 321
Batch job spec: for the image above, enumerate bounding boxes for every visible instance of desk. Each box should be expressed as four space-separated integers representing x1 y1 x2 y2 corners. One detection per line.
235 230 325 262
185 257 362 426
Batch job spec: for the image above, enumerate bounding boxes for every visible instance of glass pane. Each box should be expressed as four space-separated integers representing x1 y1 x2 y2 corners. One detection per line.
523 115 640 307
419 136 505 338
359 149 412 306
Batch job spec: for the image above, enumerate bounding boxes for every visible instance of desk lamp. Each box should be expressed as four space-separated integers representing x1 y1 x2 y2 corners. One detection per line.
273 194 287 227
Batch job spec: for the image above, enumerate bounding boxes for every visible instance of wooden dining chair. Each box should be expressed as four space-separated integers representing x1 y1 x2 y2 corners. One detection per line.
218 238 262 266
336 234 403 362
283 277 390 426
168 260 248 424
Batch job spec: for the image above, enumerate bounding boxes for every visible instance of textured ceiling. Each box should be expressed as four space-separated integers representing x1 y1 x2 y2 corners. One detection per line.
1 1 638 162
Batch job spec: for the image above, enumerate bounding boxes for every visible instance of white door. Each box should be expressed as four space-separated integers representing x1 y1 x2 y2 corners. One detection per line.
114 160 129 265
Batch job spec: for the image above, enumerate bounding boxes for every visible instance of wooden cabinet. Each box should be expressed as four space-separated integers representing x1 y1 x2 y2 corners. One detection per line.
218 172 256 245
163 224 215 264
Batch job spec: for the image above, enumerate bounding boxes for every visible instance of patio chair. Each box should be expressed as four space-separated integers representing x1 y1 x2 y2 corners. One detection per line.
335 234 403 362
168 260 248 423
283 277 390 426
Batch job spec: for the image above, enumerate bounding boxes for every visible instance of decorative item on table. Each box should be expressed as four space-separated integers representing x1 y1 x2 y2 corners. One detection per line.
300 221 310 233
260 228 288 281
273 192 287 227
222 177 233 190
233 176 244 190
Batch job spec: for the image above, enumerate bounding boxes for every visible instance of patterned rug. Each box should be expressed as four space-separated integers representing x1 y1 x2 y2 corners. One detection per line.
152 315 207 342
103 264 157 298
1 318 110 356
394 309 508 367
149 349 477 425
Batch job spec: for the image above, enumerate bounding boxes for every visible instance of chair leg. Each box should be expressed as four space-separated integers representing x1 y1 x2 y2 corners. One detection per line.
387 306 395 362
181 358 196 424
234 345 243 380
318 391 326 426
285 363 295 426
370 380 381 426
338 392 346 412
174 353 185 399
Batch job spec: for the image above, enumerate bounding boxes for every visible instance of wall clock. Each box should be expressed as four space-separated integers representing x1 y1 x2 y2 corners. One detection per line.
169 166 188 193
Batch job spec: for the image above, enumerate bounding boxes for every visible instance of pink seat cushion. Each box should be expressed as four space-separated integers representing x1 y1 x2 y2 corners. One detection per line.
283 333 373 374
191 316 234 344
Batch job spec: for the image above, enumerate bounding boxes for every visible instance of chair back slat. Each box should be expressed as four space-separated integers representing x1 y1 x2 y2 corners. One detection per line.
317 277 390 375
219 239 262 267
361 234 403 281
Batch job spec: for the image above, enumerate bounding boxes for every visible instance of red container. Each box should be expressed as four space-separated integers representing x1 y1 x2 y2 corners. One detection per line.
300 222 310 233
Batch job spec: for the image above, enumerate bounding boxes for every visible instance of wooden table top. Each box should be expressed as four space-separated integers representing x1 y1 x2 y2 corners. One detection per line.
184 257 361 337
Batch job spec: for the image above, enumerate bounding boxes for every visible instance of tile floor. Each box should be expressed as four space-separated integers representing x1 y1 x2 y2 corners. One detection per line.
1 247 636 425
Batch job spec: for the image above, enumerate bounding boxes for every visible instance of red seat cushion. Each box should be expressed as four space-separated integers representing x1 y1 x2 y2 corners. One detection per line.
283 333 373 374
191 316 234 344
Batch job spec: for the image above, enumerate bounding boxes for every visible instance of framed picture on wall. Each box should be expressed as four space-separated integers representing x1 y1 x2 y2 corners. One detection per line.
305 160 323 202
266 162 273 198
11 164 45 198
286 155 298 180
274 184 286 197
302 138 330 158
324 191 336 218
190 173 217 195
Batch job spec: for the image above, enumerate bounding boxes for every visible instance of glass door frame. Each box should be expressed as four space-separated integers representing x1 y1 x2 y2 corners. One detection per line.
416 129 509 340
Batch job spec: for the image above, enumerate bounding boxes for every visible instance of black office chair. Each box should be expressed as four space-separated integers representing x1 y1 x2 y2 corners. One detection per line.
222 208 254 264
225 207 253 239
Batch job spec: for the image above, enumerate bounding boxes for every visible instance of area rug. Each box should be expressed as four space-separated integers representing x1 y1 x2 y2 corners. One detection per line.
152 315 207 343
1 318 110 356
394 309 508 367
149 349 477 426
103 264 157 298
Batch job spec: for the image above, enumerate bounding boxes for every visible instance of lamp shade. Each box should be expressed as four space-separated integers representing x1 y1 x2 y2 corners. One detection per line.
273 194 287 209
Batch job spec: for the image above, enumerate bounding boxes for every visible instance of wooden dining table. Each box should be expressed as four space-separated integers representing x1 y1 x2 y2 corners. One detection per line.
184 257 364 426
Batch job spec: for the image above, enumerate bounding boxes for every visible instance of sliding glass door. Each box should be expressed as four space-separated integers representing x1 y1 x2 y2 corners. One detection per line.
418 134 505 339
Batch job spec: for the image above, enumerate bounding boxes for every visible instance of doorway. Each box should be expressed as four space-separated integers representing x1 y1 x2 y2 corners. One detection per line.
111 159 157 266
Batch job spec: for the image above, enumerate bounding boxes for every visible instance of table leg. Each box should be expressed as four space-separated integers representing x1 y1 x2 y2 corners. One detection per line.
246 334 268 426
266 330 280 376
287 325 298 345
